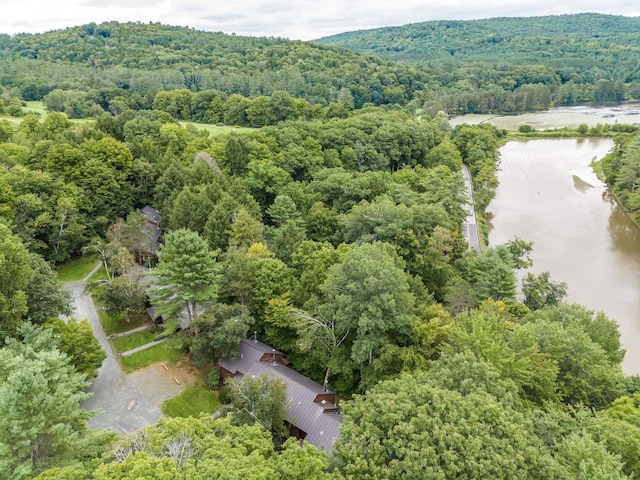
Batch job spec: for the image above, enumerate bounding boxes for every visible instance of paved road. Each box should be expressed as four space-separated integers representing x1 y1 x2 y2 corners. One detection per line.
462 165 481 252
65 265 182 434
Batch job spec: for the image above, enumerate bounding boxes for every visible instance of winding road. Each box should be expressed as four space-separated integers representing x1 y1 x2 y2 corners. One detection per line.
462 165 481 252
65 265 182 434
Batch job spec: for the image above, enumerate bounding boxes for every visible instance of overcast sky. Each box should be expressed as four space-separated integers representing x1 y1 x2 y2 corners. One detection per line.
2 0 640 40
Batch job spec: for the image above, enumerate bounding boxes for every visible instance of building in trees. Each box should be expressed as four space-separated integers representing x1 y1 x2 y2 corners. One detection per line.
219 338 342 451
139 205 161 266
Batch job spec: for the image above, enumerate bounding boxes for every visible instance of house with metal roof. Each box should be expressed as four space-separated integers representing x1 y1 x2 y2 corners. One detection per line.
218 338 342 452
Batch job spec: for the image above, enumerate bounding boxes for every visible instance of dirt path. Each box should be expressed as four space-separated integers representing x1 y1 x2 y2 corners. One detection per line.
64 264 184 434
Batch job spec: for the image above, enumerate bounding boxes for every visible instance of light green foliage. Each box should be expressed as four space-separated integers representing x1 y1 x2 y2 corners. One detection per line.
585 415 640 478
335 355 560 479
446 305 559 404
225 372 288 440
526 303 625 365
519 318 624 407
320 242 415 374
94 451 184 480
228 207 263 248
424 139 463 170
251 251 293 325
0 323 94 478
98 254 148 323
277 438 333 480
150 229 222 327
80 415 333 479
604 393 640 427
45 317 106 378
555 432 629 480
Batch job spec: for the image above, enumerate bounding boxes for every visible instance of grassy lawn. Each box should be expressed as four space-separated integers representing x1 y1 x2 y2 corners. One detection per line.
162 383 222 418
98 310 149 336
179 121 256 135
111 329 156 353
120 343 184 373
56 255 100 282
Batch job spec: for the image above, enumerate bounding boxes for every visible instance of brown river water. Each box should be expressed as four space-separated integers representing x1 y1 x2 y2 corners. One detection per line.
487 138 640 374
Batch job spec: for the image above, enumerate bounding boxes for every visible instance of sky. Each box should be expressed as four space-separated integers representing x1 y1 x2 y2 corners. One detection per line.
2 0 640 40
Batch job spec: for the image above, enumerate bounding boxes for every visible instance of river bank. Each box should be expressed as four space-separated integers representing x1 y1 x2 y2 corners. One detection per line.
487 138 640 375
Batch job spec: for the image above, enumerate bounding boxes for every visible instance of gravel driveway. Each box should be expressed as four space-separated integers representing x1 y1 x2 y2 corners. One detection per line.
65 265 183 434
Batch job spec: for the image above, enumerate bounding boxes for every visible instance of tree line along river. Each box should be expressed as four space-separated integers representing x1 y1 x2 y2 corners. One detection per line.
486 137 640 374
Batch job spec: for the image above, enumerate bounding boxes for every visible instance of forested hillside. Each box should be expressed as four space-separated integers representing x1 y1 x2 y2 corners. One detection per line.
318 13 640 113
0 22 427 109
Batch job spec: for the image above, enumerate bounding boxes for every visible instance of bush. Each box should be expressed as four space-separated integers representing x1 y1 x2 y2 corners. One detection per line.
219 383 232 404
518 124 534 133
206 369 221 389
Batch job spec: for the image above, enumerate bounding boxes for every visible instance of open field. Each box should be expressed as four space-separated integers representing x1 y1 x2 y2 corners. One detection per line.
178 121 256 135
24 101 47 115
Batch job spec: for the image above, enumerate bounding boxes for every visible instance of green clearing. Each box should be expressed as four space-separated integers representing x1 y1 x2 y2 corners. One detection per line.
98 310 148 336
120 343 184 373
110 329 156 353
24 101 47 115
162 383 222 418
179 121 256 135
56 255 100 282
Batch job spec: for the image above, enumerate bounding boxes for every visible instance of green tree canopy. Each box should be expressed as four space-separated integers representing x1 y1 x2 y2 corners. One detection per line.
0 323 96 478
149 229 222 328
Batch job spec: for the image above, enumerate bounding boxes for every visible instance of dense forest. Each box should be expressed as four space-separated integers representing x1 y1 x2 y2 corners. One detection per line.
0 21 427 110
2 15 640 480
318 13 640 114
598 131 640 224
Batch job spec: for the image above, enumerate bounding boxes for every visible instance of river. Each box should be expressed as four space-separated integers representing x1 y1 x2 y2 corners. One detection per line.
450 103 640 130
487 138 640 374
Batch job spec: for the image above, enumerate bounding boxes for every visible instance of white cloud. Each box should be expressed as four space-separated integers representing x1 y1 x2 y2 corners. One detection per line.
1 0 639 39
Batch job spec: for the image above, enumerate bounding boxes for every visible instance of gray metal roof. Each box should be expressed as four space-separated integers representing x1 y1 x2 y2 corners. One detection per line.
141 205 161 225
219 339 342 451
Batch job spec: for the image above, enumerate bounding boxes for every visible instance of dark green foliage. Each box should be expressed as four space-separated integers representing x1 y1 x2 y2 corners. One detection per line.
319 13 640 112
1 22 429 109
599 133 640 224
23 253 72 325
